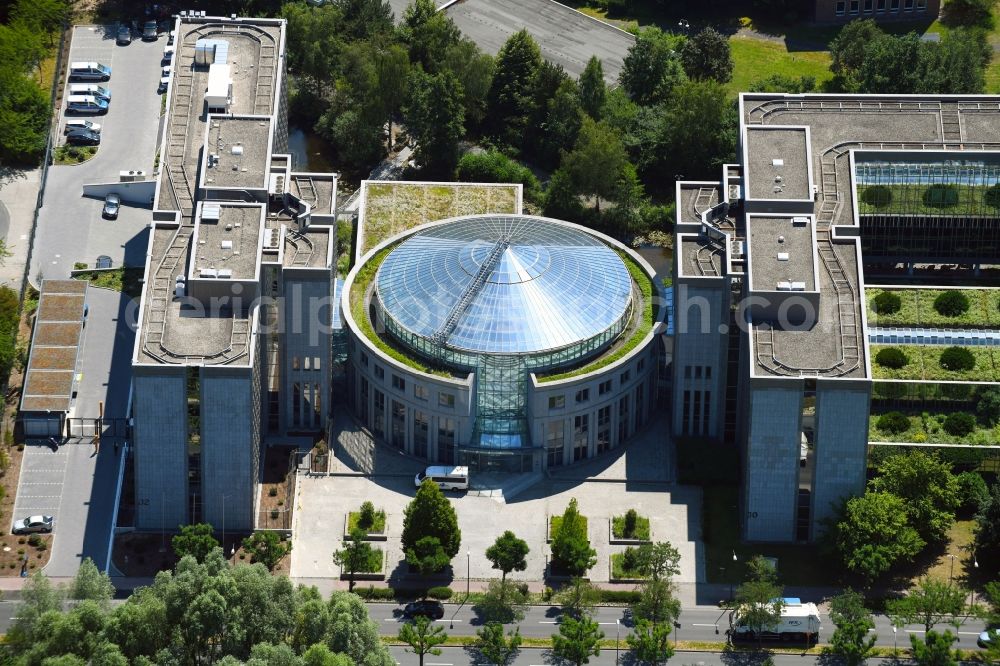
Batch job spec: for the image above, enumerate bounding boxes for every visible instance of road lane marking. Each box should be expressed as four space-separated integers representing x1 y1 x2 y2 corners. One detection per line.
692 623 718 627
539 620 558 624
426 662 453 665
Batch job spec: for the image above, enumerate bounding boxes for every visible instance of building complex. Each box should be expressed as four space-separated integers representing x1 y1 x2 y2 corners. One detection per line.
674 93 1000 542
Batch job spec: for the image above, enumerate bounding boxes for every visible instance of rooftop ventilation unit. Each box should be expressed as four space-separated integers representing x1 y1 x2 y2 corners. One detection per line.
231 145 243 155
777 252 789 261
792 216 809 226
200 268 218 278
791 281 807 291
264 229 280 249
221 240 233 250
777 281 792 291
772 158 784 167
728 184 741 201
217 269 233 279
202 204 221 221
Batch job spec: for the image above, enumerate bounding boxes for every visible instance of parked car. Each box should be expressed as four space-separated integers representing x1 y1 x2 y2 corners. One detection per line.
980 627 999 648
142 20 158 40
157 76 170 93
66 129 101 146
65 119 101 134
96 255 113 269
12 515 53 534
116 24 131 45
102 193 121 219
402 601 444 620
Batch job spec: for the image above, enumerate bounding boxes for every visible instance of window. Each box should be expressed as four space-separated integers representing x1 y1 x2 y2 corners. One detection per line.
637 359 645 372
361 352 368 368
292 356 300 371
292 382 301 427
546 421 565 467
863 0 873 12
695 366 702 379
313 383 322 427
360 377 369 426
620 370 630 384
414 385 429 401
439 392 455 408
836 0 846 14
904 0 912 8
413 411 429 458
438 418 456 464
684 366 691 379
597 406 611 454
573 415 589 462
618 395 630 441
548 395 565 410
598 380 612 396
891 0 900 10
374 365 384 380
303 357 311 370
313 357 321 371
391 400 406 450
373 390 385 438
705 366 712 379
392 374 405 391
575 389 589 404
876 0 885 10
635 383 644 432
916 0 925 7
850 0 859 13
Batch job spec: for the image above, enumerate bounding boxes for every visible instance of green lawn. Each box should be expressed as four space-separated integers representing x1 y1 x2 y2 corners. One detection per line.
348 509 386 534
870 344 1000 382
866 288 1000 329
611 550 649 580
612 513 651 541
727 36 833 96
550 514 588 540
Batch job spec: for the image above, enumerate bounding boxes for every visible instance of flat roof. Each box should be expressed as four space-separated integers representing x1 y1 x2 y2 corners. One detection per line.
748 216 816 292
676 183 721 227
203 116 271 190
678 235 724 278
20 280 87 413
744 126 812 201
191 204 263 280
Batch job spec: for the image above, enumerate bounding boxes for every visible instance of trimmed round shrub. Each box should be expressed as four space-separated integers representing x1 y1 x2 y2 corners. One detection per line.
875 347 908 369
427 586 453 600
922 184 959 208
956 471 989 515
943 411 976 437
872 291 902 315
933 290 970 317
876 411 911 434
860 185 893 208
985 184 1000 209
939 346 975 371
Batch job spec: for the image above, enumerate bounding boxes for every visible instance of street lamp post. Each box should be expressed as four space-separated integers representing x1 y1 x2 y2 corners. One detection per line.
949 554 957 585
466 550 471 599
615 619 620 666
892 625 897 656
221 493 230 555
730 551 738 601
971 556 979 608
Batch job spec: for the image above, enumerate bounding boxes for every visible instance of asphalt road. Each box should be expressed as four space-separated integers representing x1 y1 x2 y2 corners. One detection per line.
368 603 988 651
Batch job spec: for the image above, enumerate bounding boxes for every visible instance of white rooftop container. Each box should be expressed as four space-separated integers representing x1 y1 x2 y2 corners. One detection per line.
205 64 231 111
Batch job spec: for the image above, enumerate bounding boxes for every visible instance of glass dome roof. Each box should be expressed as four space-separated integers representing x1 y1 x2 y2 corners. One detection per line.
374 215 633 355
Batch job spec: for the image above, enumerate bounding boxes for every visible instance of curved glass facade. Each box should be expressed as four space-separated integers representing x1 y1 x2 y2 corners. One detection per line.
367 215 637 451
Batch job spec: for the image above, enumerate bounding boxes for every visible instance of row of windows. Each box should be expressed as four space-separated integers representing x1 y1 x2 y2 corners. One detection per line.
681 388 712 438
835 0 926 15
291 356 322 371
547 360 645 412
683 365 712 380
359 376 458 463
545 386 644 467
361 352 458 409
290 381 323 430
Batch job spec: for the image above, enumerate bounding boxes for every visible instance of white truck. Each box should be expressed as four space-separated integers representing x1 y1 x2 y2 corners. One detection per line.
730 598 821 643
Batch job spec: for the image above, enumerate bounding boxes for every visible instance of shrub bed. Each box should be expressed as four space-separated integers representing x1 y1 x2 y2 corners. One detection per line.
353 586 397 600
611 548 648 581
875 347 907 369
877 411 911 434
923 184 959 208
871 291 901 315
860 184 893 208
940 346 976 371
427 586 453 600
934 290 970 317
612 509 650 541
944 412 976 437
348 501 386 534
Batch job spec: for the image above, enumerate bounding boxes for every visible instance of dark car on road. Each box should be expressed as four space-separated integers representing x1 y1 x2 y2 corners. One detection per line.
142 20 158 40
66 129 101 146
12 515 53 535
402 601 444 620
116 24 131 45
102 193 120 219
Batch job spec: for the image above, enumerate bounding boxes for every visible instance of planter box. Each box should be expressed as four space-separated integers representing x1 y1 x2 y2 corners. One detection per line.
343 513 388 541
608 518 652 546
608 554 648 584
340 549 387 582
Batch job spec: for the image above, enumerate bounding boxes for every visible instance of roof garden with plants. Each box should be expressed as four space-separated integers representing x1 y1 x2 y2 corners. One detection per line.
856 158 1000 217
866 287 1000 329
357 181 520 257
870 343 1000 382
869 383 1000 445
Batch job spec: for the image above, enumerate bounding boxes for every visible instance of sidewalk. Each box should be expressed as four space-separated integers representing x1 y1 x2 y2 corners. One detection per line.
0 166 42 293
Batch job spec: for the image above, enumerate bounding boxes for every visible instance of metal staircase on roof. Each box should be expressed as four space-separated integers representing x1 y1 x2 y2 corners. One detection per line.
431 234 512 346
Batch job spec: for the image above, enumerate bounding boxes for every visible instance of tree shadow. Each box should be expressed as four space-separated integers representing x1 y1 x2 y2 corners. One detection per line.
0 165 28 191
719 643 776 666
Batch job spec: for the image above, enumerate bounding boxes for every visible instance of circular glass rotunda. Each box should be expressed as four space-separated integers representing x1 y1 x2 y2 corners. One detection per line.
346 214 659 471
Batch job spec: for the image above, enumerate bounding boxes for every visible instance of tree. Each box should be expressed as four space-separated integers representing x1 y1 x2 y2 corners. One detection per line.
403 68 465 177
956 471 989 516
578 56 606 120
549 498 597 576
942 0 996 26
398 615 447 666
975 483 1000 575
734 567 784 650
976 387 1000 425
485 531 529 583
831 491 925 584
457 151 541 202
543 168 584 221
243 531 291 571
680 27 733 83
401 478 461 558
7 570 63 650
374 44 411 143
475 622 522 666
68 557 114 606
639 541 681 580
632 578 681 629
11 0 69 36
551 614 603 666
627 619 673 666
538 78 583 169
442 39 494 131
281 3 346 96
870 450 960 543
827 589 877 666
399 0 461 71
486 29 542 149
606 161 647 235
316 107 384 175
475 578 530 624
619 27 686 106
748 73 816 93
406 535 451 578
910 629 958 666
171 523 220 562
555 578 602 619
332 527 375 592
334 0 394 42
561 117 627 213
303 644 353 666
888 578 967 634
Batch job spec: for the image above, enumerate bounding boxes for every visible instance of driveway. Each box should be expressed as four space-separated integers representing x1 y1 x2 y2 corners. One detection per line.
444 0 634 82
30 24 162 283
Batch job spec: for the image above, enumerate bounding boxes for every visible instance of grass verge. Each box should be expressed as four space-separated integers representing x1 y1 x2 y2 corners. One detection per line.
53 145 97 165
727 36 833 96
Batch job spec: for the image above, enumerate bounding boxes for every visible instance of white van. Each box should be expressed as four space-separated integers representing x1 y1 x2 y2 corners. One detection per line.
415 466 469 491
66 95 109 114
64 119 101 134
69 61 111 81
69 84 111 101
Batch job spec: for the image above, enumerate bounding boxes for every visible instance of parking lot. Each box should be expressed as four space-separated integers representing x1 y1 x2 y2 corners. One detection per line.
30 24 164 281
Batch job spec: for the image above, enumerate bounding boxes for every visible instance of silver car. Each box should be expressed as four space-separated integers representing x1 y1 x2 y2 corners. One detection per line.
103 193 120 219
12 515 53 534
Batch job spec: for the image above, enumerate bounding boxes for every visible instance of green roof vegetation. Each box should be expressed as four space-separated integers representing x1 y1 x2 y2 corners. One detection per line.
73 267 144 299
869 409 1000 446
865 288 1000 329
870 344 1000 382
360 182 520 256
537 251 655 383
857 182 1000 217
